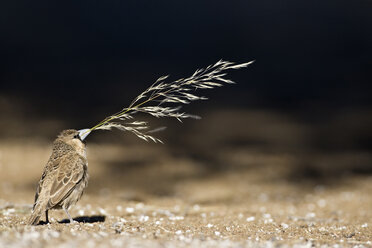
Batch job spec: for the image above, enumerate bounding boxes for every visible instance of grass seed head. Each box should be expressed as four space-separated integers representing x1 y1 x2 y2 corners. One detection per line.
89 60 254 142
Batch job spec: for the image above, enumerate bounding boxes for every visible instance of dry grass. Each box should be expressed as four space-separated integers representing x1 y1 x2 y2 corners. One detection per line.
89 60 254 143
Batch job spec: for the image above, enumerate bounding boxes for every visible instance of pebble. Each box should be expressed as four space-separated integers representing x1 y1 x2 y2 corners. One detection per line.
246 216 255 222
98 208 107 215
263 213 271 219
169 216 184 221
306 212 316 219
126 207 135 213
281 223 289 229
138 215 149 222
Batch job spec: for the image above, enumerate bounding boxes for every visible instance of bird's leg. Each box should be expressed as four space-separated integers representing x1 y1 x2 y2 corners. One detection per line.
45 210 49 223
62 206 75 224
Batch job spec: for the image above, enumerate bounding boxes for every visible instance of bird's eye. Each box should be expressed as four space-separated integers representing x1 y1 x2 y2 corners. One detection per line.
74 134 79 139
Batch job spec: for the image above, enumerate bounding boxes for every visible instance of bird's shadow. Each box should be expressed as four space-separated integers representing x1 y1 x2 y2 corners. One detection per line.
37 215 106 225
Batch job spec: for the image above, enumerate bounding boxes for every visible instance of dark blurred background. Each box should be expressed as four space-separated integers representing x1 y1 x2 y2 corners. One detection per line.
0 1 372 177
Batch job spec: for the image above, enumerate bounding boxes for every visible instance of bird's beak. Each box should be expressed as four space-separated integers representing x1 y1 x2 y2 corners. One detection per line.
78 129 91 141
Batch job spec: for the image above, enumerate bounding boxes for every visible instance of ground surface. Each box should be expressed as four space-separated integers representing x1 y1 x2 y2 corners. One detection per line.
0 110 371 247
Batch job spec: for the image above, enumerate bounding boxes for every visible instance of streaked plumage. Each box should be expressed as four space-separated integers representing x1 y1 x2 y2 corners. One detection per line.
29 129 89 225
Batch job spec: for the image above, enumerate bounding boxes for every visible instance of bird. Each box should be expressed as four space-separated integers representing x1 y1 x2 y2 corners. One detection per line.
28 129 91 225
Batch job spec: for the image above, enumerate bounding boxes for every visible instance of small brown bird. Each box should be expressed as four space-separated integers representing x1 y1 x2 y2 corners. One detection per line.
29 129 91 225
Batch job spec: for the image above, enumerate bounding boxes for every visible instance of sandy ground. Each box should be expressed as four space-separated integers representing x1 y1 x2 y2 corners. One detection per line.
0 110 371 247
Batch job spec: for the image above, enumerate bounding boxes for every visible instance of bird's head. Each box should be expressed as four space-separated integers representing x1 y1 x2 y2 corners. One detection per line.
57 129 91 152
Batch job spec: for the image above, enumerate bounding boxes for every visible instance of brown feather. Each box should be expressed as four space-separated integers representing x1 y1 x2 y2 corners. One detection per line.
28 129 89 225
48 155 86 208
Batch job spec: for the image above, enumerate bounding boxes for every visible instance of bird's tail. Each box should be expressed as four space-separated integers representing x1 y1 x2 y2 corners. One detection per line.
28 205 42 225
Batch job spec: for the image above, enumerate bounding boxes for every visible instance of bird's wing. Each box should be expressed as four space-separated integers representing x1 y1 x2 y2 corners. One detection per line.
32 170 47 210
47 153 86 208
